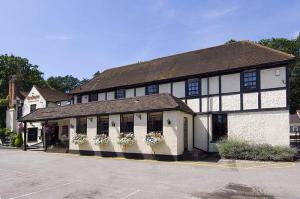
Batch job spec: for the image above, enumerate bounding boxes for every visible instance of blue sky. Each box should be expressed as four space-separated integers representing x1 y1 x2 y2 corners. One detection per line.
0 0 299 79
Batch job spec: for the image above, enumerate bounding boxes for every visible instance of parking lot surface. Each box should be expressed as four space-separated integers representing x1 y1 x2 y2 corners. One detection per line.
0 149 299 199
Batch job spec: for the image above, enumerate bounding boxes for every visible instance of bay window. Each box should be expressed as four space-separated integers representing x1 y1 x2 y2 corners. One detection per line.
147 112 163 133
76 117 87 134
121 114 134 134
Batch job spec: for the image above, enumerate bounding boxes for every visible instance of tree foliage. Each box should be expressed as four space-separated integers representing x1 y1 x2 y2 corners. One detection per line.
46 75 84 92
0 54 45 98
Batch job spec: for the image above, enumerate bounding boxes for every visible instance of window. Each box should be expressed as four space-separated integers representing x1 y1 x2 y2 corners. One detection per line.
30 104 36 113
89 93 98 102
146 85 158 95
187 78 200 96
97 115 109 135
28 128 38 142
115 89 125 99
61 125 69 138
77 95 82 103
121 114 134 134
147 112 163 133
212 114 228 142
17 105 23 119
76 117 87 134
243 70 258 91
290 126 293 132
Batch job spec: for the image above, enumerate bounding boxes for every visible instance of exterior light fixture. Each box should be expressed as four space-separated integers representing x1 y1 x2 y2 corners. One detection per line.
70 124 74 129
137 114 142 120
112 121 116 127
167 119 171 125
89 117 93 122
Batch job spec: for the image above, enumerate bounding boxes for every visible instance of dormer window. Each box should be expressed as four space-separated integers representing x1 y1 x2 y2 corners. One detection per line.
187 78 200 96
115 89 125 99
243 70 258 91
146 85 158 95
77 95 82 103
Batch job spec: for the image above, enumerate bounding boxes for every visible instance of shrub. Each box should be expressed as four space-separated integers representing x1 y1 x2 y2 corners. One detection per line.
0 128 13 144
217 139 297 161
14 133 23 147
9 132 17 147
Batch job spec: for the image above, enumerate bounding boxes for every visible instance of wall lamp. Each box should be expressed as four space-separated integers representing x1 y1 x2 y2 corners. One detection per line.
88 117 93 122
137 114 142 120
111 121 116 127
167 119 171 125
70 124 74 129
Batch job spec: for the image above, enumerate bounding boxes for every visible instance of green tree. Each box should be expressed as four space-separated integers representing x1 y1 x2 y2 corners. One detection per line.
46 75 84 92
0 54 45 98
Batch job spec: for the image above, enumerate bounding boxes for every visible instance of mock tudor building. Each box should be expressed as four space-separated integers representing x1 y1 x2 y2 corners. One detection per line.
20 41 296 159
7 83 72 145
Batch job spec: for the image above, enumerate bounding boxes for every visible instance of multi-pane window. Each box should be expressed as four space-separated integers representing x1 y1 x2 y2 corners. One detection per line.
187 78 200 96
121 114 134 134
30 104 36 113
147 112 163 133
146 85 158 95
97 115 109 135
61 125 69 138
77 95 82 103
115 89 126 99
76 117 87 134
243 71 258 91
89 93 98 102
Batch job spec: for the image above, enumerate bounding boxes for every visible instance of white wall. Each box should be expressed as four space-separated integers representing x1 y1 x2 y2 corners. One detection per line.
98 93 106 101
172 81 185 98
201 78 208 95
201 96 219 112
187 98 200 112
81 95 89 103
135 87 145 96
228 110 290 146
126 89 134 98
243 92 258 110
221 73 240 93
260 66 286 89
23 86 47 116
159 83 171 94
107 91 115 100
261 90 286 108
69 111 193 156
222 94 240 111
209 76 219 94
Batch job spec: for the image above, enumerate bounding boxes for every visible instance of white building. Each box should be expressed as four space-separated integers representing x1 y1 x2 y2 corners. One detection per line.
19 41 296 160
7 84 72 146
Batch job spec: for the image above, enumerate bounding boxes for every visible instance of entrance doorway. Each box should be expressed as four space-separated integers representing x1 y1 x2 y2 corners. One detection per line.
183 117 188 151
28 128 38 142
212 114 228 142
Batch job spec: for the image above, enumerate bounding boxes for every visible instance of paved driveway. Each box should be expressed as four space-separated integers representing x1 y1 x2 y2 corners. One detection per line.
0 149 299 199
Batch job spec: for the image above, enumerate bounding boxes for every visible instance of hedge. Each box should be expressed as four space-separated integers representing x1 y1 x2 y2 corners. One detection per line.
217 139 297 161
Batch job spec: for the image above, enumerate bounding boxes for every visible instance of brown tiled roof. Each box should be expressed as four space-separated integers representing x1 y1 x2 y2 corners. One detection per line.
71 41 295 94
290 114 300 124
34 86 72 102
19 93 193 122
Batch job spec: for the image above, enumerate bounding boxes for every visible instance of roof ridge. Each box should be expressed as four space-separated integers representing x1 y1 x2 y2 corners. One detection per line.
244 40 295 58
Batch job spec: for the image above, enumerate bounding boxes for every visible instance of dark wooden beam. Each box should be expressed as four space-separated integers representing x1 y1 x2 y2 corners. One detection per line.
44 121 48 152
23 122 27 151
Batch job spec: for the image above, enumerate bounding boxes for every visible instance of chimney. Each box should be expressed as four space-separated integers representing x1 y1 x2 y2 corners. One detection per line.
8 75 16 108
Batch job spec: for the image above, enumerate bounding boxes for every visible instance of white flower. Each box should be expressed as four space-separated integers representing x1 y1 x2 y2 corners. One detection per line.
93 134 109 145
117 133 136 147
72 134 88 145
145 132 164 146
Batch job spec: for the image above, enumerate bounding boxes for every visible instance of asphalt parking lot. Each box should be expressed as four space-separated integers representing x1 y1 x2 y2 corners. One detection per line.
0 149 299 199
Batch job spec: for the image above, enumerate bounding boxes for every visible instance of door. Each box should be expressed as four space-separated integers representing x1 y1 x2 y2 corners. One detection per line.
183 117 188 151
28 128 38 142
212 114 228 142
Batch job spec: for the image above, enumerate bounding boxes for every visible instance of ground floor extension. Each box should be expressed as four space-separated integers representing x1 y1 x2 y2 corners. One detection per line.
19 94 290 160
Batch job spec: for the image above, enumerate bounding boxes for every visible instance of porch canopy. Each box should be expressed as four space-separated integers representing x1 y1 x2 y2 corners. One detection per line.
19 93 194 122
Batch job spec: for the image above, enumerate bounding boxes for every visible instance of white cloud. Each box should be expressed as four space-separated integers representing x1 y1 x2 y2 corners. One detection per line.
290 30 300 38
44 35 71 41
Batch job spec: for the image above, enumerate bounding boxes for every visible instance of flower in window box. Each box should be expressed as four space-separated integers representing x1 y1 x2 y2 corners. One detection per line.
145 132 164 146
117 133 136 147
72 134 88 145
93 134 109 145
